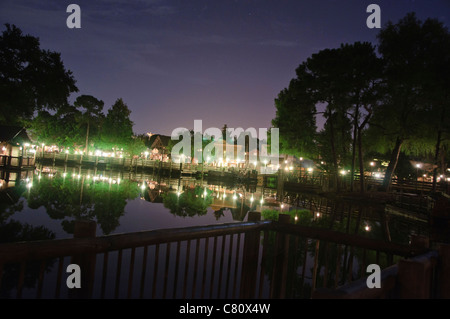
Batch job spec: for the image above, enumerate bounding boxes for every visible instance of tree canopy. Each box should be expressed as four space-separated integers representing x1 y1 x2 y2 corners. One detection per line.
272 12 450 192
1 24 144 156
370 13 450 190
0 24 78 125
100 98 134 151
74 95 105 153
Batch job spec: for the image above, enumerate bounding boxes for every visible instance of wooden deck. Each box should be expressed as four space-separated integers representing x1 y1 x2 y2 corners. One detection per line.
35 153 258 180
0 155 35 170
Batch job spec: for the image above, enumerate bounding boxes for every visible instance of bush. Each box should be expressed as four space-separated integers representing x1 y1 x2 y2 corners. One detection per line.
262 208 312 224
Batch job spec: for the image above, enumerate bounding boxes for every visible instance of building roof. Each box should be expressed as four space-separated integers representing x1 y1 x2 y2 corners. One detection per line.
0 125 32 145
149 134 171 149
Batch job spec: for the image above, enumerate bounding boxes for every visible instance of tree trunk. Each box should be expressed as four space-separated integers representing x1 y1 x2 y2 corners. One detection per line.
357 127 365 194
85 119 90 154
382 137 403 192
328 113 340 192
432 130 442 192
350 107 359 192
357 111 371 194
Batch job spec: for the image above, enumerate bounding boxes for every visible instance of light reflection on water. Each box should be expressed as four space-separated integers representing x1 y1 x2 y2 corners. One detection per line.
0 166 429 245
1 166 263 242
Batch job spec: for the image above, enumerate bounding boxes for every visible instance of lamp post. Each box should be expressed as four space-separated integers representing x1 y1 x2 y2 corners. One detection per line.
180 154 185 172
416 163 422 191
307 167 313 183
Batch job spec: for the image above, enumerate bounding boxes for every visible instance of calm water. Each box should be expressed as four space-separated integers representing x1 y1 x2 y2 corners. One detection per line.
0 165 429 245
1 166 263 242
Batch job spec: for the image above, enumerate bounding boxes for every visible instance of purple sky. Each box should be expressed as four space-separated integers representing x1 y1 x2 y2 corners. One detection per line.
1 0 449 136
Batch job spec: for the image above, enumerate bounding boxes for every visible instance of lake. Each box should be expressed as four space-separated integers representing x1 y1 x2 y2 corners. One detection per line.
1 166 261 243
0 165 429 245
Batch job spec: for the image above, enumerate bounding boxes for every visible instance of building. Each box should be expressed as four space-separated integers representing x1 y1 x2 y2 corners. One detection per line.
0 125 35 169
147 134 171 161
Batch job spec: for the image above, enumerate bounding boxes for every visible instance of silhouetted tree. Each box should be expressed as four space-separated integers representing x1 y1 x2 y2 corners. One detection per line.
337 42 382 193
0 24 78 125
74 95 104 153
100 98 134 152
372 13 450 191
272 77 318 159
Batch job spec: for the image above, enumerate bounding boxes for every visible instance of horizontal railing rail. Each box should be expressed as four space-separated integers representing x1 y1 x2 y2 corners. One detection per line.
0 221 271 264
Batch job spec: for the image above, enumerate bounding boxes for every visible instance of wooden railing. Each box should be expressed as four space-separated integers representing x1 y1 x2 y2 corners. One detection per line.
0 155 35 169
280 167 450 195
35 153 450 195
0 212 446 299
35 153 254 178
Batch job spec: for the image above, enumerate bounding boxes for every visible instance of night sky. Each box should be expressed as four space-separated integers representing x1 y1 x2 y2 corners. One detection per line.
1 0 449 136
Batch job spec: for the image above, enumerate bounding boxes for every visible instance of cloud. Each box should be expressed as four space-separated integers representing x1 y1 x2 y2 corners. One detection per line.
178 33 241 46
0 1 64 30
142 5 177 17
257 39 300 48
83 0 177 21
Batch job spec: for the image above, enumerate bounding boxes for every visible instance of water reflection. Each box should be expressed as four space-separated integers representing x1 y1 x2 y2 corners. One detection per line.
26 171 139 236
0 166 430 246
162 186 212 218
0 181 55 243
0 166 261 242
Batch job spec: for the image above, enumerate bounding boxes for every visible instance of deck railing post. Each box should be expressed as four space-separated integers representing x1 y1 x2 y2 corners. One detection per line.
239 211 261 298
410 234 430 252
277 169 284 202
69 220 97 299
270 213 291 298
397 248 437 299
438 244 450 298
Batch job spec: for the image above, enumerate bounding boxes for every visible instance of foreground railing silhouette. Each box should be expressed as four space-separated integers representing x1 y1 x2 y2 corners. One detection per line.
0 212 448 299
